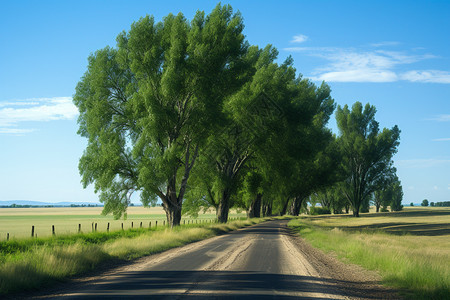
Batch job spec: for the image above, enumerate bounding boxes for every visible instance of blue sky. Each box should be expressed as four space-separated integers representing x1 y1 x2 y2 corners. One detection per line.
1 0 449 205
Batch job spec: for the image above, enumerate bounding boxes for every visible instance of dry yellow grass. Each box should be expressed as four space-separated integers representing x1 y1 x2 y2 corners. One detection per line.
0 206 245 240
289 207 450 299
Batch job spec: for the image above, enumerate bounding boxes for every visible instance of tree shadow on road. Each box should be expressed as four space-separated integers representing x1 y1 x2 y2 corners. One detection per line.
48 270 397 299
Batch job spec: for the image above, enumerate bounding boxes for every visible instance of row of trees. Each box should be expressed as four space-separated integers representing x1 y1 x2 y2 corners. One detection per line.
420 200 450 207
74 4 402 226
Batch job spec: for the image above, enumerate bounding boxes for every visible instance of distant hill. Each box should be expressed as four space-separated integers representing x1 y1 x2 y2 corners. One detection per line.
0 200 103 207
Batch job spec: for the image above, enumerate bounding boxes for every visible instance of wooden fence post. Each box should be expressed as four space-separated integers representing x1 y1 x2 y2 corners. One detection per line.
52 225 55 236
7 233 9 241
78 224 81 233
107 222 110 233
140 222 142 228
31 226 35 237
149 221 151 228
163 220 165 226
121 223 124 230
95 223 97 232
155 220 158 228
92 222 94 232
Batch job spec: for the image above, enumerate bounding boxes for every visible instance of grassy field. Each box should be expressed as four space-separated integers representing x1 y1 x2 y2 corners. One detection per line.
288 207 450 300
0 206 245 240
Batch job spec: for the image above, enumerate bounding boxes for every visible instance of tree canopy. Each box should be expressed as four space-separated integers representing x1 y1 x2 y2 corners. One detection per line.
74 4 250 226
74 4 402 225
335 102 400 217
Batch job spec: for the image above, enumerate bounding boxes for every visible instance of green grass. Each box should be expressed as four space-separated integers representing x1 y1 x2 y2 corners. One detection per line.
0 217 267 295
288 208 450 300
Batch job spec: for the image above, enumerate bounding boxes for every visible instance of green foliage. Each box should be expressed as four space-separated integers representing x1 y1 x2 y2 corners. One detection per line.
374 175 403 212
74 4 250 225
73 3 403 224
310 185 347 214
421 199 429 207
335 102 400 217
309 206 331 215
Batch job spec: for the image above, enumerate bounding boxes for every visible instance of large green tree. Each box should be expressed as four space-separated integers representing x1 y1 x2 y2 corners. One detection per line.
184 45 297 222
336 102 400 217
74 4 249 227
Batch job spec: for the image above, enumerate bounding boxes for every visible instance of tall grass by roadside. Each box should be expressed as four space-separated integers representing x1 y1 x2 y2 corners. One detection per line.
288 218 450 300
0 218 266 295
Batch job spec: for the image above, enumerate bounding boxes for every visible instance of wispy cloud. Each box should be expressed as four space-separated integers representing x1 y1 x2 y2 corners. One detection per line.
370 41 401 47
401 70 450 83
396 159 450 168
0 97 78 135
432 138 450 142
290 34 308 44
284 43 449 84
428 115 450 122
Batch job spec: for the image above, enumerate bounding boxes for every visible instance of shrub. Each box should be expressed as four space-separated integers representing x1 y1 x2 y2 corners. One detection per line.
310 206 331 215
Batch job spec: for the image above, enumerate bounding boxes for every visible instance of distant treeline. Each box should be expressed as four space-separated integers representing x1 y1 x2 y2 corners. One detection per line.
432 201 450 207
0 204 102 208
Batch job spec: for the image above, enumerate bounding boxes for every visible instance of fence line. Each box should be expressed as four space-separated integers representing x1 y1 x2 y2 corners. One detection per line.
2 216 246 241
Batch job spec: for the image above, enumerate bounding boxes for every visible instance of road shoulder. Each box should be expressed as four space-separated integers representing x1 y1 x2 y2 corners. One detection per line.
283 221 401 299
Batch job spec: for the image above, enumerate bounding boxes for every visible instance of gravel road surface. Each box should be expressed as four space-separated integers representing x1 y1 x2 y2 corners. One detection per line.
30 220 399 299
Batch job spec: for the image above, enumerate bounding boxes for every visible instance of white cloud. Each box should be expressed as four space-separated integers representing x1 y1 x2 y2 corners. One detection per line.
370 41 401 47
432 138 450 142
284 44 449 84
291 34 308 44
433 185 439 190
401 70 450 83
396 159 450 168
311 70 397 83
428 115 450 122
0 128 36 135
0 97 78 135
0 101 40 107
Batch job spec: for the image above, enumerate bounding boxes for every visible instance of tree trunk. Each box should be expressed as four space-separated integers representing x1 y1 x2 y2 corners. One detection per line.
217 189 231 223
280 198 289 216
162 194 182 227
376 203 380 212
248 193 262 218
352 201 361 217
289 196 304 216
344 204 350 214
262 201 272 217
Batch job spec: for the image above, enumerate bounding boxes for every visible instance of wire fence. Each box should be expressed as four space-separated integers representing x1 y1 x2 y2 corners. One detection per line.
1 217 244 241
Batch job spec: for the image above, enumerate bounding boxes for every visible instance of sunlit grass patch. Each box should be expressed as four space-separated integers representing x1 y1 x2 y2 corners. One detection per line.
288 211 450 300
0 243 109 294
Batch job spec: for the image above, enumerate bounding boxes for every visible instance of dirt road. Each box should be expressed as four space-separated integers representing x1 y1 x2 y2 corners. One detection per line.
36 220 398 299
